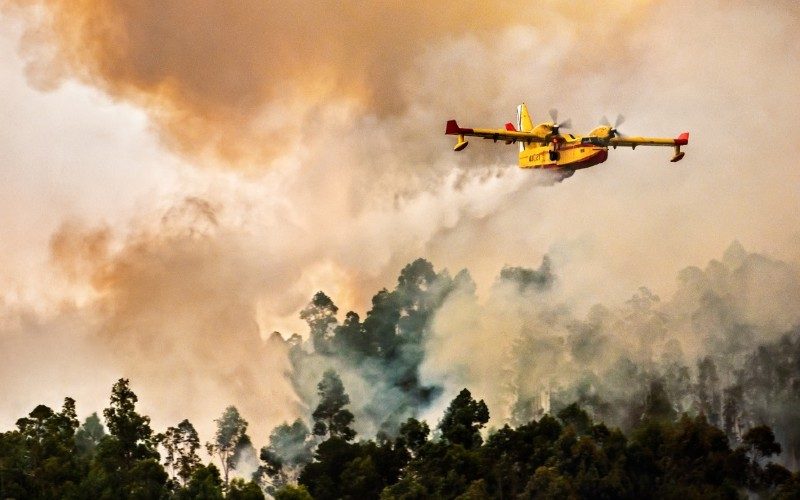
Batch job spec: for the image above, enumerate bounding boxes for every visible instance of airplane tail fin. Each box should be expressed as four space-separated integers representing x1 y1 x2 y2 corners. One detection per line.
516 103 534 132
517 103 533 152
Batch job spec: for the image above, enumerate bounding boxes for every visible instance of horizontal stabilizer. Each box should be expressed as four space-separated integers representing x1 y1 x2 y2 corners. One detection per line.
445 119 462 135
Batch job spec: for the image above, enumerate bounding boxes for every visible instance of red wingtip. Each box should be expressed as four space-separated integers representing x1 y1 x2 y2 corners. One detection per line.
445 119 461 135
675 132 689 146
505 122 517 132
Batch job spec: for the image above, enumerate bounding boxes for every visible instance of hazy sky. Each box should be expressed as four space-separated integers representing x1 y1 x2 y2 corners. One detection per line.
1 0 799 441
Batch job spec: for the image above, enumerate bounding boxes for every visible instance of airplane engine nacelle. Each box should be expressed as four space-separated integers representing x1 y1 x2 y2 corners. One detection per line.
589 126 613 138
531 124 554 137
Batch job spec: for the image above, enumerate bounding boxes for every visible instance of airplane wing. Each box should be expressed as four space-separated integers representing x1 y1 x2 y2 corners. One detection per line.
445 119 547 151
608 132 689 149
608 132 689 162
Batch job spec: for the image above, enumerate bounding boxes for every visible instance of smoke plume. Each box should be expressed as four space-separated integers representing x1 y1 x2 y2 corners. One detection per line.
1 0 800 469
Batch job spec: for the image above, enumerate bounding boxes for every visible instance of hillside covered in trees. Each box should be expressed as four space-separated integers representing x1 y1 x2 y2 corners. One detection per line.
1 375 800 499
4 246 800 498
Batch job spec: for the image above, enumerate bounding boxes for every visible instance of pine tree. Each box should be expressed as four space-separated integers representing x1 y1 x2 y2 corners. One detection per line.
312 370 356 441
438 388 489 449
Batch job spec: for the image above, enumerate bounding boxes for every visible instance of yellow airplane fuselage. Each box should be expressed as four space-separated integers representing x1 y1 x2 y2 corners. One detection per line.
519 136 608 171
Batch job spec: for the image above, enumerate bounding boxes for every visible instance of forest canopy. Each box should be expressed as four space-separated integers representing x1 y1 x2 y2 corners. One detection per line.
3 247 800 498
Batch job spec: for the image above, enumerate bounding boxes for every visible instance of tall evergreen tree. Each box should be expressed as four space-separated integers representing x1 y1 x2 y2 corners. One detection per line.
102 378 160 466
84 378 167 497
206 406 250 487
6 398 83 498
176 463 225 499
163 419 201 485
75 412 106 459
438 388 489 449
258 419 314 491
300 291 339 355
312 370 356 441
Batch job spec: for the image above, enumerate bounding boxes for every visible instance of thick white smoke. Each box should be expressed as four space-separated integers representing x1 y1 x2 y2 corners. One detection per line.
1 0 799 455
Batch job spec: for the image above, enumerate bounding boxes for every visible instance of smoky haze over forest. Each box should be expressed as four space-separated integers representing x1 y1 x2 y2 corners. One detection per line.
280 243 800 470
1 0 800 479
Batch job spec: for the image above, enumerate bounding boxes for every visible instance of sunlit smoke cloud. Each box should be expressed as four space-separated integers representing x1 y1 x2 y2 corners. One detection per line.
422 242 800 433
1 0 800 459
2 0 556 167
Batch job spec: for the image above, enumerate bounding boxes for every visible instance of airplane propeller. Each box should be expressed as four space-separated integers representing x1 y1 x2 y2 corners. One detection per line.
601 114 626 138
548 108 572 135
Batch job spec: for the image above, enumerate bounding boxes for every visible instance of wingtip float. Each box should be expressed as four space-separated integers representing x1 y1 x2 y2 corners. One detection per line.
446 104 689 177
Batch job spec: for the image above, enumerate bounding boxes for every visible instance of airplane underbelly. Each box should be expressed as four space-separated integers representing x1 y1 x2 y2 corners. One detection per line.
562 149 608 170
519 147 608 170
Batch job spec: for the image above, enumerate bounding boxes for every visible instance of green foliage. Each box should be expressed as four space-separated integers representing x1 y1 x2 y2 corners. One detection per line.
126 458 170 498
0 398 84 498
398 417 429 454
284 257 800 497
399 440 483 498
274 484 313 500
0 372 796 499
557 403 592 435
312 369 356 441
481 416 564 498
299 437 360 498
265 419 314 468
743 424 782 462
75 411 106 459
499 255 555 293
740 425 788 493
520 466 576 499
206 406 250 486
292 259 457 434
227 477 265 499
300 291 339 354
299 437 410 499
457 479 489 499
0 429 29 498
733 330 800 467
333 311 374 358
257 419 313 492
381 394 791 499
83 378 168 498
176 463 224 499
438 388 489 449
163 418 202 485
102 378 160 465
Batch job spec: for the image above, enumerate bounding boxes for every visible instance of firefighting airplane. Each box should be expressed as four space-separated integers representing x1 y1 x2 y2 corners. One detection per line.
445 103 689 178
